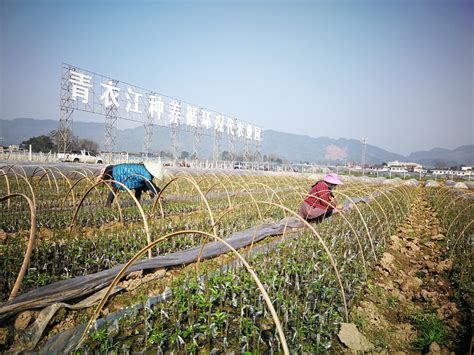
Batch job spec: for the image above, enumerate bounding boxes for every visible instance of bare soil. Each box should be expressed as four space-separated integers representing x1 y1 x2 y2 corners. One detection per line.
339 188 470 354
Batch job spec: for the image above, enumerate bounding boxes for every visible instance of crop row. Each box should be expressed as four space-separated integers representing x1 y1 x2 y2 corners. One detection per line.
425 187 473 295
1 170 396 299
0 166 420 352
78 187 414 353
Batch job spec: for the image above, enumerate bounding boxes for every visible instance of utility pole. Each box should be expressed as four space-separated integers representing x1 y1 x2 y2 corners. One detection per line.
361 137 368 176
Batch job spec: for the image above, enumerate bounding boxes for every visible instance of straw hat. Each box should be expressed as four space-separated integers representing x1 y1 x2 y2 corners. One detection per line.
144 161 164 180
323 173 343 185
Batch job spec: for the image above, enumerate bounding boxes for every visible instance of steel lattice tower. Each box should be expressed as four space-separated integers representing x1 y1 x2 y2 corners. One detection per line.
58 64 75 153
213 131 222 162
143 110 154 157
255 139 262 162
192 126 202 160
104 79 119 157
170 123 179 161
229 134 236 161
243 138 251 161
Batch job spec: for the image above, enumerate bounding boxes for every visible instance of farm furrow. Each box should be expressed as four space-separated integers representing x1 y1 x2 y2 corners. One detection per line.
337 187 472 353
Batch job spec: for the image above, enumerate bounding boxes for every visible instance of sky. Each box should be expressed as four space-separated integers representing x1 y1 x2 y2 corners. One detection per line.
0 0 472 155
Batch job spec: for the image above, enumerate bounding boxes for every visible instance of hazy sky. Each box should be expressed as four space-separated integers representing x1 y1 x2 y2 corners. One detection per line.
1 0 472 155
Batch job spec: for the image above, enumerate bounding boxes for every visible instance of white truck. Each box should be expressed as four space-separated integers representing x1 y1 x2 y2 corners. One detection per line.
58 150 104 164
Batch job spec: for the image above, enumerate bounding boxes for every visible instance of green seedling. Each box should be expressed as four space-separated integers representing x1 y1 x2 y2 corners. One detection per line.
410 311 446 351
387 295 400 309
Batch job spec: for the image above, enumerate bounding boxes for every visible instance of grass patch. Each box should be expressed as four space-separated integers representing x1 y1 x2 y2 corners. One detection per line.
373 329 390 349
410 311 445 351
352 311 368 330
367 281 384 298
387 295 400 309
415 271 426 279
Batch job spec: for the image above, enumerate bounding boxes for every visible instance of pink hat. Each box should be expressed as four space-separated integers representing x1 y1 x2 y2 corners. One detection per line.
323 173 343 185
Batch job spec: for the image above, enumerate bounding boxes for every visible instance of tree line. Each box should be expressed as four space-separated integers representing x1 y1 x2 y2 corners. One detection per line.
20 133 99 154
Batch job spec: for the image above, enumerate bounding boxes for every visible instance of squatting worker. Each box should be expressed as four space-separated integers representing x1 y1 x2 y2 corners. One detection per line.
99 162 163 207
299 173 343 222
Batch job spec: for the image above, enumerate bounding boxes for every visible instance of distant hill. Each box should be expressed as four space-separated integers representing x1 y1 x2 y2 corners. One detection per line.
262 130 404 165
407 145 474 167
1 118 472 167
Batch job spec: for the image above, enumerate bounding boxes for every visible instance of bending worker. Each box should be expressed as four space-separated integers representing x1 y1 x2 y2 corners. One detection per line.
100 161 163 207
300 173 343 222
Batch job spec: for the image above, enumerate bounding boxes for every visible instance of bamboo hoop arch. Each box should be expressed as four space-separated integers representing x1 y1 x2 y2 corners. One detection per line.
0 170 11 208
32 167 53 191
76 230 290 354
69 179 152 258
449 220 474 259
0 165 20 186
151 176 219 266
442 192 474 222
445 204 474 242
51 167 76 205
1 193 36 300
347 185 389 242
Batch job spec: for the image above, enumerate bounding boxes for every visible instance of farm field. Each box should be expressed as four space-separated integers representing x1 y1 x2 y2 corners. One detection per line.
0 165 472 353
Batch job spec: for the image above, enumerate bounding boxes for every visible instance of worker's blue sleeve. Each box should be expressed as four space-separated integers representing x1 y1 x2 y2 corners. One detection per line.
144 180 161 197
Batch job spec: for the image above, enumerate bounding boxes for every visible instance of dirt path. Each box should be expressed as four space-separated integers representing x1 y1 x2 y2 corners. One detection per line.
338 187 469 354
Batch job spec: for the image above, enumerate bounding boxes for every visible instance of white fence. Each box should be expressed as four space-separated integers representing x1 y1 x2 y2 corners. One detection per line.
1 149 471 181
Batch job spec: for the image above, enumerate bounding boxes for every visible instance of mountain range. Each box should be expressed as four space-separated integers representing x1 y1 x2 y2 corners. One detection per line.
1 118 472 168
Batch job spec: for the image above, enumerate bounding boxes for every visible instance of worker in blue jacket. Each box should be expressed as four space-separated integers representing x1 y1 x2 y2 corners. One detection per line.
100 161 163 207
